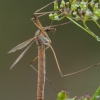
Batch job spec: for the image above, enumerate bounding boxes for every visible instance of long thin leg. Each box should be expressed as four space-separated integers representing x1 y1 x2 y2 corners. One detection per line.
31 11 72 29
34 11 59 19
35 0 61 13
46 21 72 28
45 43 100 77
31 18 42 31
29 45 57 93
35 11 59 15
31 15 72 43
32 9 60 20
31 17 72 34
31 15 51 43
30 64 58 93
30 46 50 65
32 0 98 78
35 1 55 13
31 18 50 41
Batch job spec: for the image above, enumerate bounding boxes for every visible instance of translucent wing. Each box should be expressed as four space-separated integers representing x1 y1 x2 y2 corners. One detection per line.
10 41 34 69
8 37 35 53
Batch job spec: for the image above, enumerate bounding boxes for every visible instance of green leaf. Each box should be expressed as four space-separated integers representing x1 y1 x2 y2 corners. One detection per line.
91 86 100 100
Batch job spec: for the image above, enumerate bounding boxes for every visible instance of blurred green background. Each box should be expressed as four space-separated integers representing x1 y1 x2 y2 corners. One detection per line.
0 0 100 100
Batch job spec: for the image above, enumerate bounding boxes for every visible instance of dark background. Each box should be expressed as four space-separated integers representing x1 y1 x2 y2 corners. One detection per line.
0 0 100 100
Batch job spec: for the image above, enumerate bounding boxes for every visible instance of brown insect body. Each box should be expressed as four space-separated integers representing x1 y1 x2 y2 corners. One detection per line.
35 29 49 100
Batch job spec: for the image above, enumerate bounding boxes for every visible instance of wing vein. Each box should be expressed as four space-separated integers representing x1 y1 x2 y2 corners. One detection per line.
10 41 34 70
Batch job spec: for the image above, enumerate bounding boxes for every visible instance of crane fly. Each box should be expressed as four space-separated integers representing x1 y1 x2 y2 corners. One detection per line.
8 13 57 100
8 0 100 100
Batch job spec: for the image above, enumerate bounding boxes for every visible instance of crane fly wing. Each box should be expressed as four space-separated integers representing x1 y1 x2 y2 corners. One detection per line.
10 41 34 70
8 37 35 53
